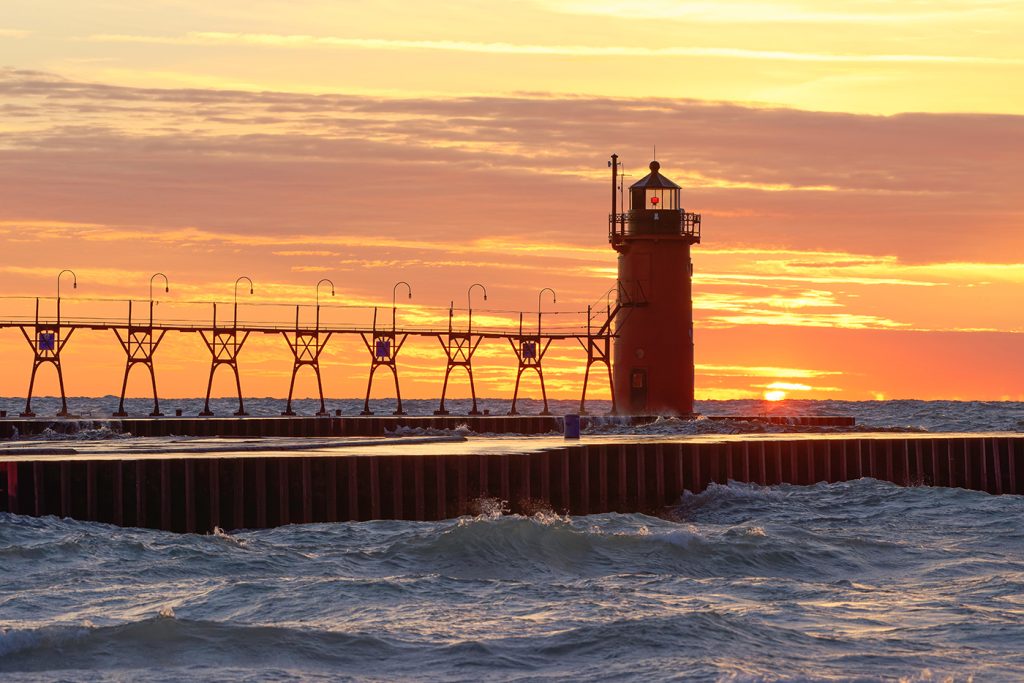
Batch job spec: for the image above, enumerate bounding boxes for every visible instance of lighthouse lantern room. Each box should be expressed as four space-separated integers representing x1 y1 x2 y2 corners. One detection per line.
608 155 702 416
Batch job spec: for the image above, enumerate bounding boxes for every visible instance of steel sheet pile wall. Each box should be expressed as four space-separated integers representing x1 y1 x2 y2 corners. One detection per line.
2 436 1019 532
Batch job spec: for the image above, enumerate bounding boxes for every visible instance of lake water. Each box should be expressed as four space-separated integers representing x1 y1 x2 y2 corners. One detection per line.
2 400 1023 680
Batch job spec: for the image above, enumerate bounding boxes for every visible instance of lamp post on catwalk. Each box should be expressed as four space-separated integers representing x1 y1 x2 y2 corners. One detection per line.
608 154 702 416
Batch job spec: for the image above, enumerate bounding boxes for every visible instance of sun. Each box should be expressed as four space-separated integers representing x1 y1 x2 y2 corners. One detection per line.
763 389 787 402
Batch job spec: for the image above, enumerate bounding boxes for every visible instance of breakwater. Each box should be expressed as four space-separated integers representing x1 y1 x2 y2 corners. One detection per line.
1 433 1019 533
0 413 854 439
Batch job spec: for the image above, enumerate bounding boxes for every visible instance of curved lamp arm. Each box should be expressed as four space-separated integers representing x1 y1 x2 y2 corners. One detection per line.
393 281 412 332
150 272 169 302
57 269 77 300
234 276 254 306
233 276 254 328
538 287 556 333
467 283 487 334
316 278 335 307
467 283 488 311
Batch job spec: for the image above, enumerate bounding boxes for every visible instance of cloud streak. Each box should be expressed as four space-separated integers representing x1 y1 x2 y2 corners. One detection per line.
542 0 1013 25
83 31 1024 65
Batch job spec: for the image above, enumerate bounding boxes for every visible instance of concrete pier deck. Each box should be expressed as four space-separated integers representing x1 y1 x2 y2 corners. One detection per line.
1 431 1019 533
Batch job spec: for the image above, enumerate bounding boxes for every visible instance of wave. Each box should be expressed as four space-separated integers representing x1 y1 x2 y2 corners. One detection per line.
582 414 929 436
385 423 476 437
0 614 767 678
2 609 1006 681
0 616 403 675
3 424 133 441
367 496 909 582
4 480 1020 585
3 478 1024 680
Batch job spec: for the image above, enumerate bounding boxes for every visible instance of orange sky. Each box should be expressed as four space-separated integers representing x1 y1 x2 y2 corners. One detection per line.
1 1 1022 402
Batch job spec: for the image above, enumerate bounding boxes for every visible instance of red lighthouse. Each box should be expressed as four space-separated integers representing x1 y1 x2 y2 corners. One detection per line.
609 155 702 415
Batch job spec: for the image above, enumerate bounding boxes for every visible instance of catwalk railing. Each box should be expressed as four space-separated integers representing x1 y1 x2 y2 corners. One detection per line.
0 290 637 418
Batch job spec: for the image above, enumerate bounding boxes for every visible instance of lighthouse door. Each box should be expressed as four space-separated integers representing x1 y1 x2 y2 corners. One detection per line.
629 368 648 413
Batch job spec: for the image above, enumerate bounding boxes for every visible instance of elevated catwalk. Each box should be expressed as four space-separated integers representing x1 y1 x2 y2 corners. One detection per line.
2 431 1020 533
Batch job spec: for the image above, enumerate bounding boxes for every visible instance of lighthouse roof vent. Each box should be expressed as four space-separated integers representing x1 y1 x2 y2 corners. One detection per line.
629 160 681 190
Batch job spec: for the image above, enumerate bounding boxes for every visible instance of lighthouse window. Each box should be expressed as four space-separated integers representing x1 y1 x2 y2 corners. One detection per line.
645 189 679 210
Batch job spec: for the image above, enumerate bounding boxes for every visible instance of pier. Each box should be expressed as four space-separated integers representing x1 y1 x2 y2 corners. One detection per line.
2 432 1019 533
4 156 1013 540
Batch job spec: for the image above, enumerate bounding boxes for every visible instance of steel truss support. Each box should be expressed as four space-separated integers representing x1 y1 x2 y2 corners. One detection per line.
281 305 333 416
506 309 556 415
360 331 409 415
359 305 412 415
506 336 554 415
435 333 484 415
578 302 619 416
18 298 76 417
198 303 250 416
113 331 167 417
111 300 167 417
198 330 250 416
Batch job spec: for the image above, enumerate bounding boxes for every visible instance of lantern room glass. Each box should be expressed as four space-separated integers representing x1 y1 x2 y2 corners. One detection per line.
637 188 679 210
